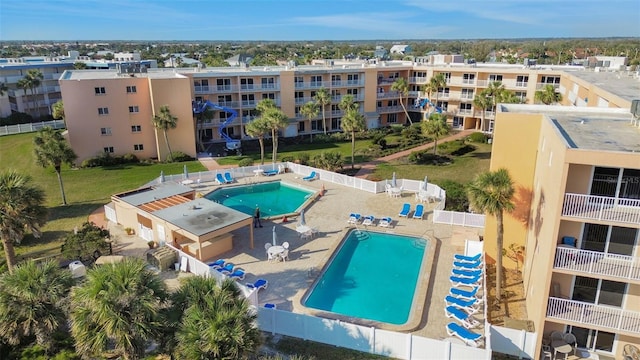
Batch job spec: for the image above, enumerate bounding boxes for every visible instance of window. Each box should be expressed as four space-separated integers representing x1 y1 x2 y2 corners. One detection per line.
294 106 301 116
347 74 359 85
217 95 232 105
131 125 141 132
461 88 474 100
331 89 340 99
128 106 139 113
437 87 450 98
294 76 304 87
126 85 137 94
242 94 255 105
462 73 475 84
216 78 231 91
261 77 275 89
347 88 359 96
387 113 397 123
440 72 451 83
310 75 323 87
516 75 529 87
94 87 106 95
582 223 637 255
331 74 341 86
134 144 144 151
103 146 114 153
437 101 448 111
298 121 305 132
541 76 560 84
515 91 527 102
452 116 464 127
240 78 254 90
488 74 503 82
262 93 275 100
311 119 324 131
331 118 341 130
413 71 427 78
194 79 209 92
568 326 615 353
98 107 109 115
460 103 472 114
100 127 112 135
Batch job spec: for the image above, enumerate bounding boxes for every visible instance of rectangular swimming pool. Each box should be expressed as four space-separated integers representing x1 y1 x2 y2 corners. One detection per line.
303 230 428 325
204 181 314 218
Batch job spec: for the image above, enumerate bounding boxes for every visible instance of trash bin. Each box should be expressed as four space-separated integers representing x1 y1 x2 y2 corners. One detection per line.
69 261 86 278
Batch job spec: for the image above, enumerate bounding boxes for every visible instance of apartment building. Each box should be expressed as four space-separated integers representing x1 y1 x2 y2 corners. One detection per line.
0 53 156 118
58 60 636 164
487 104 640 360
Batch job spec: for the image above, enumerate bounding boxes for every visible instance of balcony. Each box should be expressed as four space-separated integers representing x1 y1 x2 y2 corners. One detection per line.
554 247 640 281
536 83 560 90
410 77 428 84
562 193 640 226
194 86 210 94
546 297 640 336
377 105 404 113
377 91 400 99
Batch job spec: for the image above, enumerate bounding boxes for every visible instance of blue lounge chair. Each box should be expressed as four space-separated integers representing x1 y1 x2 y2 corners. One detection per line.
445 295 481 310
454 253 482 263
224 172 234 183
450 275 482 287
446 322 483 347
398 203 411 217
216 263 235 275
378 217 392 228
207 259 225 269
452 268 483 278
246 279 268 291
362 215 376 226
264 303 276 309
228 268 245 280
216 173 226 185
445 306 481 329
450 286 481 300
412 204 424 219
453 259 483 270
347 213 361 224
303 171 317 181
263 169 279 176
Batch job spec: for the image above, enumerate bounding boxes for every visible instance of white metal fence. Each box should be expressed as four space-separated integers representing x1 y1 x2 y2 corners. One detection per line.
554 247 640 281
0 120 65 136
547 297 640 334
257 307 490 360
562 193 640 225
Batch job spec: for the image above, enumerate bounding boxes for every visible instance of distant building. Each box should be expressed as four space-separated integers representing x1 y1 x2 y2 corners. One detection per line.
374 46 388 60
586 56 628 70
225 54 254 67
390 45 411 55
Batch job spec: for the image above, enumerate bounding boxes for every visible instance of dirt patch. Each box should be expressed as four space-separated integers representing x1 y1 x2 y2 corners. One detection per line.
485 264 529 326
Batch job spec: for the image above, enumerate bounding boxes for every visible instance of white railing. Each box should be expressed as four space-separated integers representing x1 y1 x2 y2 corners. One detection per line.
257 307 489 360
554 247 640 281
0 120 66 136
562 193 640 225
546 297 640 335
286 163 379 193
433 210 486 228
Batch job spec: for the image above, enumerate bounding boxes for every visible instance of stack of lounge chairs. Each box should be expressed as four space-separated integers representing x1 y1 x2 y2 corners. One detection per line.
347 213 394 228
208 259 260 283
445 253 485 347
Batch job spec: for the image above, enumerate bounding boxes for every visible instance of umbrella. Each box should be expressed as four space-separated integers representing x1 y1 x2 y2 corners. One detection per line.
272 226 277 246
391 172 397 188
422 175 428 191
158 170 165 184
299 209 306 226
183 165 189 180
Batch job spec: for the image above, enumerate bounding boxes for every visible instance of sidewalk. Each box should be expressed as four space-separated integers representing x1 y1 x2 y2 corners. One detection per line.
198 155 237 171
355 129 475 178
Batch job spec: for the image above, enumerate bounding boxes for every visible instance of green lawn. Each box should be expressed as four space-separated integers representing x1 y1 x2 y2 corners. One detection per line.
370 142 493 185
0 132 206 261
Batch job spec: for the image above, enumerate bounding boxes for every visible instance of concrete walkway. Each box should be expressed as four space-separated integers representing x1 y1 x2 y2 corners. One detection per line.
355 130 475 178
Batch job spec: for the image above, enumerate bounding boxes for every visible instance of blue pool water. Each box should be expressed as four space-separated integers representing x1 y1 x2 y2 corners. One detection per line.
304 230 427 325
205 181 314 217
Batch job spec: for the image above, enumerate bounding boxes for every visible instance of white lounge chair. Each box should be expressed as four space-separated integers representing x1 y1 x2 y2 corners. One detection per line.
362 215 375 226
347 213 361 224
378 217 392 228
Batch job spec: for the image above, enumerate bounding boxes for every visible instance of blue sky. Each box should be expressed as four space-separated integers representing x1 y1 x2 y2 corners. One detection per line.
2 0 639 41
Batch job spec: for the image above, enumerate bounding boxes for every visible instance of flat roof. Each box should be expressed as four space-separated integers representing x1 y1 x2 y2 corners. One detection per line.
116 183 193 206
152 198 251 236
60 69 187 80
499 104 640 153
569 71 640 103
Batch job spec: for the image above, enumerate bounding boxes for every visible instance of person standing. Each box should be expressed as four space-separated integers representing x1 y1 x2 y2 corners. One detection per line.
254 206 263 228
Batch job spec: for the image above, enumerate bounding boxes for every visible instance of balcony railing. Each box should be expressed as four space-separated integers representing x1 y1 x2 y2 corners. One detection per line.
377 105 404 113
562 193 640 225
554 247 640 281
546 297 640 335
410 76 428 84
536 83 560 90
377 91 400 99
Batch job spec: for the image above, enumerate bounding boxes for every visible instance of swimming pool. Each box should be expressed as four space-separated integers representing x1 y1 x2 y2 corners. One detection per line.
303 230 428 325
205 181 315 218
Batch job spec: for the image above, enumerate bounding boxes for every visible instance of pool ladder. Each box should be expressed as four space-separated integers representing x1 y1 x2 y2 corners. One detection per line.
353 226 370 241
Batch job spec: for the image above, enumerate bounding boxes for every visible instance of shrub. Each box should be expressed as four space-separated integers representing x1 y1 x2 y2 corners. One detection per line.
312 152 343 172
408 150 453 165
169 151 193 162
122 153 138 163
436 140 476 156
238 157 254 167
280 156 295 163
60 222 111 262
468 132 488 143
436 180 470 212
390 124 404 135
296 152 311 165
80 152 139 168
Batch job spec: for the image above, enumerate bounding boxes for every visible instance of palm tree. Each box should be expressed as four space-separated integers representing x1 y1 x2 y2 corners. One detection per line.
52 100 65 127
263 108 289 163
255 98 277 115
485 81 506 115
70 258 169 360
195 106 214 152
172 277 262 359
0 82 7 96
313 88 331 135
0 171 47 272
24 69 44 117
245 117 270 165
17 78 31 114
497 90 524 105
338 94 358 113
467 168 515 302
33 127 77 205
340 108 366 169
422 113 450 155
390 77 412 125
151 105 178 162
428 73 448 110
0 260 73 352
73 62 87 69
473 91 492 131
535 84 563 105
299 101 319 143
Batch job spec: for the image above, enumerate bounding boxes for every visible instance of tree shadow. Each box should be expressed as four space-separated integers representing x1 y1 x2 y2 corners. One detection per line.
48 202 104 222
471 151 492 160
511 185 533 228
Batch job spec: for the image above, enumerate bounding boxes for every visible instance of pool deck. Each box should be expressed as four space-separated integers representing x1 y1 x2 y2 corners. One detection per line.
109 172 485 341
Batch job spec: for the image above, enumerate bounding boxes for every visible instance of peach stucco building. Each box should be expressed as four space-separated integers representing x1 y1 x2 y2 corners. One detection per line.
487 104 639 359
58 61 638 164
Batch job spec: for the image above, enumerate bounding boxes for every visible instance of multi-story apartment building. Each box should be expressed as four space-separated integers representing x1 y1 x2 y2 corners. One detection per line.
486 103 639 360
0 52 156 118
58 60 637 164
